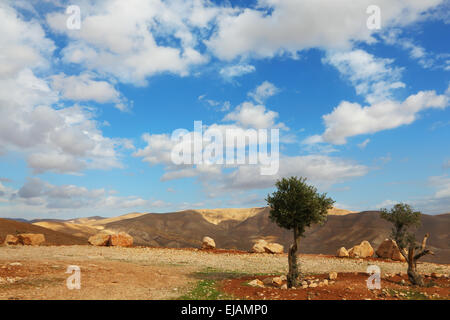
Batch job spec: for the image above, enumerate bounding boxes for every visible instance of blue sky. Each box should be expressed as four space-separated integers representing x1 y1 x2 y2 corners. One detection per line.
0 0 449 219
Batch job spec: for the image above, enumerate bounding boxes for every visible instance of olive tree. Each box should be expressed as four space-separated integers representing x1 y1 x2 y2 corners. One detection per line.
380 203 433 286
266 177 334 288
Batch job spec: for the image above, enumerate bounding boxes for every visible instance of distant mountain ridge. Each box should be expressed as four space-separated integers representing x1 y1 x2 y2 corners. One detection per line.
1 208 448 263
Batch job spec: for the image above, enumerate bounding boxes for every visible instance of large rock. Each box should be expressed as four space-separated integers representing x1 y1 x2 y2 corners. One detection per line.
110 232 133 247
88 233 111 246
264 242 284 254
201 236 216 249
336 247 349 257
348 240 374 258
251 240 284 254
251 240 268 253
4 235 20 245
376 239 406 262
17 233 45 246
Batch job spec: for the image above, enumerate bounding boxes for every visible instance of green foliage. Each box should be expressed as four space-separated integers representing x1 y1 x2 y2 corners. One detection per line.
178 279 230 300
266 176 335 236
380 203 422 250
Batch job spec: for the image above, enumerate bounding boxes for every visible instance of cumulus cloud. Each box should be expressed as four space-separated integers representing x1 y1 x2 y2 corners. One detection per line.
206 0 444 60
0 3 131 174
7 177 151 212
223 102 286 129
0 2 54 77
309 89 448 145
248 81 280 104
45 0 220 85
323 49 405 104
216 155 369 191
50 73 129 111
134 104 367 192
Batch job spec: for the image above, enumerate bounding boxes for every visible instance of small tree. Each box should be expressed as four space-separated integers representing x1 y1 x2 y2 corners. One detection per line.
266 177 334 288
380 203 433 286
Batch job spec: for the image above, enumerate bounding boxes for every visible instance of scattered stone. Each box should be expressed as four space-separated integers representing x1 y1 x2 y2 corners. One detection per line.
272 276 283 287
201 236 216 250
309 283 318 288
248 279 264 288
336 247 349 257
9 262 22 266
328 272 338 280
281 284 287 290
280 275 287 281
376 239 406 262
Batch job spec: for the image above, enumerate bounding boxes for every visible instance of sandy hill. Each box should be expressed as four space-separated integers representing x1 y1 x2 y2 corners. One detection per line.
32 221 101 239
31 212 147 237
0 218 87 245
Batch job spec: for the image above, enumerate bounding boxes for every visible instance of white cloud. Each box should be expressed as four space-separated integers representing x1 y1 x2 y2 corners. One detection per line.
323 49 405 103
50 73 129 111
219 64 255 79
248 81 280 104
216 155 369 191
46 0 218 85
0 2 54 77
312 89 448 145
206 0 444 60
223 101 286 129
0 3 131 174
381 29 448 69
0 177 152 217
405 175 450 214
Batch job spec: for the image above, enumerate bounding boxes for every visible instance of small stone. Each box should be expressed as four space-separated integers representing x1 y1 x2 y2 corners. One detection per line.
281 284 287 290
248 279 264 288
9 262 22 266
272 276 283 287
328 272 338 280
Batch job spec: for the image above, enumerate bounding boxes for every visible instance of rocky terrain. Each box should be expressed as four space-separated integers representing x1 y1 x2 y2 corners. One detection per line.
0 246 448 300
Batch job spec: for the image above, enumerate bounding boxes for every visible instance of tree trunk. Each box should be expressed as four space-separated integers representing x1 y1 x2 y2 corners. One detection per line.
406 244 424 286
287 228 300 288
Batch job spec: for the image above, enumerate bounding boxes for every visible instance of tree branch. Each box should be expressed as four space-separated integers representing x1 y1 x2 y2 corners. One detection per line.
414 233 434 260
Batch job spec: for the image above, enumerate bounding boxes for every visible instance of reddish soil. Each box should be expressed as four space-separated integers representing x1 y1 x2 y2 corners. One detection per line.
220 273 450 300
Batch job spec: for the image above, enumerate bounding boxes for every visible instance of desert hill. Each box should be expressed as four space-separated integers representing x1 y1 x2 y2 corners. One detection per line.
102 208 450 264
0 218 87 245
2 207 448 263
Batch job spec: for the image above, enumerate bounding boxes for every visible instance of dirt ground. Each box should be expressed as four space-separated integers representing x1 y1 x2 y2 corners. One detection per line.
221 273 450 300
0 245 448 300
